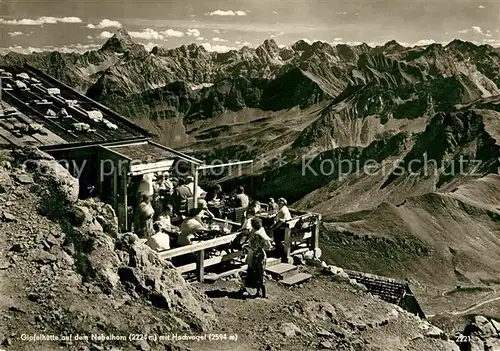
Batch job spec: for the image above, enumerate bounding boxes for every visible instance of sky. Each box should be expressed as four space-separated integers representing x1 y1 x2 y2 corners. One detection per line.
1 0 500 54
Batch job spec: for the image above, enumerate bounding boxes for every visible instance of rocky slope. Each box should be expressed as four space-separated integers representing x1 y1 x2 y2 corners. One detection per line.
0 147 217 351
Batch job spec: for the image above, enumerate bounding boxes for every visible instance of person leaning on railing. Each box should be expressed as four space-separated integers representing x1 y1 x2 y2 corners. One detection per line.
269 197 292 259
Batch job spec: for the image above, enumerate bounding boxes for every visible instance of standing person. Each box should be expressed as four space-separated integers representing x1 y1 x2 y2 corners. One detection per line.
133 195 155 239
242 218 272 298
270 197 292 259
173 178 192 214
234 185 249 208
186 176 207 198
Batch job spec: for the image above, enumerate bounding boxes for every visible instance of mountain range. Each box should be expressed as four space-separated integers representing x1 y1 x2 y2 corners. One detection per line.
2 29 500 317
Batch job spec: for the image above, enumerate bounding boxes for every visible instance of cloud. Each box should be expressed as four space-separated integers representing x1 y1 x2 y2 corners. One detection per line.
472 26 483 34
414 39 435 46
270 31 285 38
125 28 185 40
0 43 102 55
235 41 241 44
0 16 82 25
212 37 228 42
478 5 485 8
336 11 348 15
87 35 93 40
141 42 158 52
186 28 200 37
8 31 25 36
129 28 165 40
196 37 204 41
163 29 184 37
205 10 247 16
86 19 122 29
200 42 236 52
458 26 491 36
240 41 252 47
272 11 279 15
213 29 220 34
98 31 114 39
333 37 343 42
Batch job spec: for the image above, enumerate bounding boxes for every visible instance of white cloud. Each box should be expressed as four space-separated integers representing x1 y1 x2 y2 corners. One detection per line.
87 35 93 39
98 31 114 39
125 28 184 40
196 37 204 41
213 29 220 34
333 37 343 42
186 28 200 37
8 31 24 36
0 16 82 25
414 39 435 46
141 42 158 52
200 42 237 52
0 43 102 55
355 12 360 15
272 11 279 15
129 28 165 40
336 11 348 15
235 41 241 44
212 37 228 42
478 5 485 8
86 19 122 29
240 41 252 47
458 26 492 37
163 29 184 37
472 26 483 34
270 31 285 38
205 10 247 16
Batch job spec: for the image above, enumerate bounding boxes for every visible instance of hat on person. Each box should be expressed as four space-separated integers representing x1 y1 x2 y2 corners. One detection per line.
163 171 170 177
278 197 287 205
186 176 194 182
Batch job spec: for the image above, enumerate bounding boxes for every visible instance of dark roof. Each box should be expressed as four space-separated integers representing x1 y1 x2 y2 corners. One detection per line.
0 65 150 148
346 270 426 318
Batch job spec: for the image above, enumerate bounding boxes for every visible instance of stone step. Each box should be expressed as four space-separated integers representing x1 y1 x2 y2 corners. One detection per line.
265 263 297 280
281 272 312 286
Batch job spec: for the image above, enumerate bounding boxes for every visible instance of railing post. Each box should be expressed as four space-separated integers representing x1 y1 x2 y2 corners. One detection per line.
283 223 292 264
197 249 205 282
313 214 321 258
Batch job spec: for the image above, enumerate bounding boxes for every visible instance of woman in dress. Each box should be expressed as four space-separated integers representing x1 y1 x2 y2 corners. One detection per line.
242 217 272 298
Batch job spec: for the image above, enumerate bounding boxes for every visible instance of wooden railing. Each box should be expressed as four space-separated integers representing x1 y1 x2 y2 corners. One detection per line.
159 231 244 282
159 210 322 282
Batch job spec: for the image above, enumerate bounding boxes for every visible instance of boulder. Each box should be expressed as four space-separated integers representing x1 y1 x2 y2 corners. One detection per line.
323 265 350 280
470 315 498 338
280 322 302 337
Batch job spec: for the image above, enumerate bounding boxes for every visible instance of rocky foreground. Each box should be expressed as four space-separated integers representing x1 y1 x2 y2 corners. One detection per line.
0 146 497 350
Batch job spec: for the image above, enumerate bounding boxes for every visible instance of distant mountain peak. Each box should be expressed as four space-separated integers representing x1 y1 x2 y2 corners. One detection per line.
101 29 144 54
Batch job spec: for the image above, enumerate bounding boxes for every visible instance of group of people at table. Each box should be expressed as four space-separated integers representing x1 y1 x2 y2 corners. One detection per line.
131 171 293 298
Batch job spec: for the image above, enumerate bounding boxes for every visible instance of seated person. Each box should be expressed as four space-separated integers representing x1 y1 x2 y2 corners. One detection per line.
197 199 215 223
178 208 210 246
233 185 249 208
205 184 223 202
147 222 170 252
248 200 261 214
157 204 179 232
268 197 279 214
